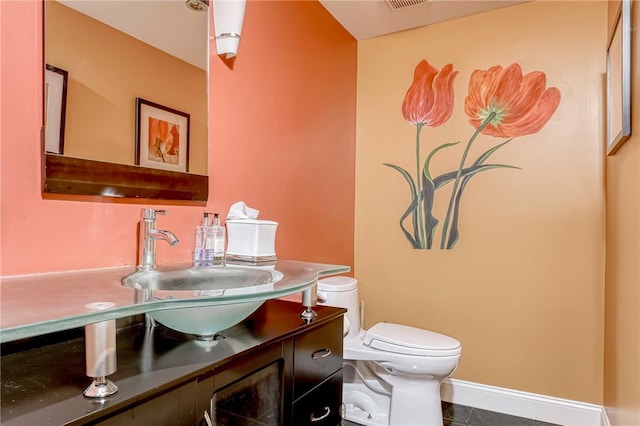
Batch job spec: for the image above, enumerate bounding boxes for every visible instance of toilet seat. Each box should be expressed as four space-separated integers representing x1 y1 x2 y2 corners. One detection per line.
364 323 461 357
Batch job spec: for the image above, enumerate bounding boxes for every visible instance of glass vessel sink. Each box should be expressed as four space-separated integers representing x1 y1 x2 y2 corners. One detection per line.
0 260 350 343
122 266 284 339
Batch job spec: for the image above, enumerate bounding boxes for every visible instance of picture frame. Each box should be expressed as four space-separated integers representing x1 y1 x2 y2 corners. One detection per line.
135 98 190 172
44 64 68 154
606 0 632 155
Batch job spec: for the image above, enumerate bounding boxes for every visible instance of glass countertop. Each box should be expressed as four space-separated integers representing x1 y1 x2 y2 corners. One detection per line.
0 260 350 343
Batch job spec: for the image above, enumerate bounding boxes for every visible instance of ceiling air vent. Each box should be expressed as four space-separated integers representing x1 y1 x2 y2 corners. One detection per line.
385 0 429 11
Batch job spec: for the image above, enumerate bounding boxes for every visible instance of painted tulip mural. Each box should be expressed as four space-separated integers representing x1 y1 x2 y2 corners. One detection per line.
385 61 561 249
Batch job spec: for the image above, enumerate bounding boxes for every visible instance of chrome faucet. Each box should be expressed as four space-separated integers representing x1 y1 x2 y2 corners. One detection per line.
137 208 179 271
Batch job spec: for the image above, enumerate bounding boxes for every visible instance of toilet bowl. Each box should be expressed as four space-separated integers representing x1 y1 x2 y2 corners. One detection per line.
318 276 462 426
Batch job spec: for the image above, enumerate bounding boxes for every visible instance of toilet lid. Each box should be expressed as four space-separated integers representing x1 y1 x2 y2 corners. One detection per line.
364 323 461 357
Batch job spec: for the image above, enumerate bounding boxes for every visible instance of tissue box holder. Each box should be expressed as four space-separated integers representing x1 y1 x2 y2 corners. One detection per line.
225 220 278 265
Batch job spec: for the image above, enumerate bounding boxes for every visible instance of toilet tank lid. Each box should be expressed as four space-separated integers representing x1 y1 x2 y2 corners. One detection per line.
364 323 461 356
318 276 357 291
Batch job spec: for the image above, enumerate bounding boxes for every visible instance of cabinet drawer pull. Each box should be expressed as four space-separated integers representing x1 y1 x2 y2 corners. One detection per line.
310 406 331 422
311 348 331 360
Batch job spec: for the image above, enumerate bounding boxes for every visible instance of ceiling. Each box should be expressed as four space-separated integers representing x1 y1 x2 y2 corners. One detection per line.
318 0 529 40
57 0 208 70
56 0 529 70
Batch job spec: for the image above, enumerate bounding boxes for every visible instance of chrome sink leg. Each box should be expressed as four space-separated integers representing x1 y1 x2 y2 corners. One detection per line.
134 289 157 329
83 320 118 398
300 280 318 320
145 314 158 328
84 377 118 398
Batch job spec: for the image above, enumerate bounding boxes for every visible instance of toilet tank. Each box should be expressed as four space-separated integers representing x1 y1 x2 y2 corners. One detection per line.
318 276 361 339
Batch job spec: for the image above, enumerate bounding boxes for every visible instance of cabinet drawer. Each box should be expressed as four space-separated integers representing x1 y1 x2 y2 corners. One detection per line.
293 370 343 426
293 318 343 400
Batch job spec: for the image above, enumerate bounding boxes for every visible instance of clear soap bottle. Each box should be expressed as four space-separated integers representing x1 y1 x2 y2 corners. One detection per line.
193 212 211 267
211 213 226 265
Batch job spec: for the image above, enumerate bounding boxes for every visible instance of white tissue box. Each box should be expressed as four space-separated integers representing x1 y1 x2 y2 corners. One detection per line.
225 219 278 263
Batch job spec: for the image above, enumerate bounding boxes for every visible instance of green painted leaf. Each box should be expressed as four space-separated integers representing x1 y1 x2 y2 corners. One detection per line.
444 140 516 248
383 163 417 197
422 176 439 249
383 163 420 247
433 139 515 190
400 198 420 248
423 141 459 180
446 164 520 249
473 139 514 166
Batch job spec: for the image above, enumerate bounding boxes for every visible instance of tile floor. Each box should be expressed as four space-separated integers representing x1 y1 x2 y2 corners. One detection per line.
342 401 562 426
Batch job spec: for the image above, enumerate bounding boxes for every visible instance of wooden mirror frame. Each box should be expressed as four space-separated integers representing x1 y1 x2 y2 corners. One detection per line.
43 153 208 201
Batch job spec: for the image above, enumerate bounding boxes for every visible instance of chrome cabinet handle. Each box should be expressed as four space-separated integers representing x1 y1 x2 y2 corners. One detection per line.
203 410 213 426
311 348 331 360
310 406 331 422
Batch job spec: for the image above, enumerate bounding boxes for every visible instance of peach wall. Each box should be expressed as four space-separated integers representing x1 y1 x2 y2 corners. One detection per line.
0 0 356 275
603 0 640 423
210 0 356 266
355 1 606 403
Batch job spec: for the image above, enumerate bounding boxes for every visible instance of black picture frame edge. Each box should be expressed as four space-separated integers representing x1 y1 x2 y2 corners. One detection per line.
44 64 68 155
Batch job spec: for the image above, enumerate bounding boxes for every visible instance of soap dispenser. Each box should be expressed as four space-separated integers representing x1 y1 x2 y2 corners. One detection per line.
193 212 212 267
211 213 226 265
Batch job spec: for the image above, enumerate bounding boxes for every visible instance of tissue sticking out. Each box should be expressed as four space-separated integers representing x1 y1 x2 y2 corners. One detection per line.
227 201 260 220
225 202 278 265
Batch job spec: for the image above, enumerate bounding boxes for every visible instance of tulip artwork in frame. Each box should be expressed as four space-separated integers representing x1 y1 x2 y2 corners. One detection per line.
385 60 561 250
135 98 190 173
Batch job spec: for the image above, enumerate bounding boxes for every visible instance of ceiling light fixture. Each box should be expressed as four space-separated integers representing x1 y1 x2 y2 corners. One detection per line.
213 0 246 59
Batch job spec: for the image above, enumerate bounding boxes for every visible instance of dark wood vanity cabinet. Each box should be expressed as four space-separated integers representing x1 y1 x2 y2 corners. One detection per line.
0 300 345 426
290 318 344 426
193 318 344 426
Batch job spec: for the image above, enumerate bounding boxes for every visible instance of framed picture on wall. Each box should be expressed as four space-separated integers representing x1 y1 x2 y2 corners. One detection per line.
606 0 632 155
44 64 68 154
135 98 190 172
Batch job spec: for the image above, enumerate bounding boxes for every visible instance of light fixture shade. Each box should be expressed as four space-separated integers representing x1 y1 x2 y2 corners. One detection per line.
213 0 246 59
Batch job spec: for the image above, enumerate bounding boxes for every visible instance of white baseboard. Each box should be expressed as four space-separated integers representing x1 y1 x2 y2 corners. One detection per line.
441 378 609 426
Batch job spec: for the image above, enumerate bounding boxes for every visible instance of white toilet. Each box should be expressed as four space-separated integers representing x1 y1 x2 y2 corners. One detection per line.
317 276 462 426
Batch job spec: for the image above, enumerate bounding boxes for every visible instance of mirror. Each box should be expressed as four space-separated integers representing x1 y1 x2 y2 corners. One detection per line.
43 0 209 201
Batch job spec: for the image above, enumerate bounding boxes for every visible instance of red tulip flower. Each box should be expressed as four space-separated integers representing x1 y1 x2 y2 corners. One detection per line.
464 63 561 137
402 60 459 128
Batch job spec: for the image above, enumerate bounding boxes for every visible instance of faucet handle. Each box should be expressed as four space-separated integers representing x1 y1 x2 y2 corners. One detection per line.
140 208 167 220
